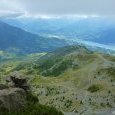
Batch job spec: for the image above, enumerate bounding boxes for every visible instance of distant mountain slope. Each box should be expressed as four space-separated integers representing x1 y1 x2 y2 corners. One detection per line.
37 46 92 76
3 17 115 46
92 28 115 45
0 21 69 54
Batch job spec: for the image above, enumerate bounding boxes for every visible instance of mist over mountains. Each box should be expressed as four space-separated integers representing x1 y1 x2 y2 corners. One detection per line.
0 20 69 54
0 17 115 56
0 0 115 114
0 16 115 115
2 17 115 46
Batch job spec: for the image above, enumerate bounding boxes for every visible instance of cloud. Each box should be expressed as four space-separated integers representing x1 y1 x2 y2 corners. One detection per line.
0 0 22 11
0 10 24 18
0 0 24 18
16 0 115 16
0 0 115 17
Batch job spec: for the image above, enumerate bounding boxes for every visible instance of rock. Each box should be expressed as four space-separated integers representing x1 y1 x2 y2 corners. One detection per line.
10 76 29 91
112 111 115 115
0 88 26 111
6 72 29 91
0 73 30 112
0 84 9 90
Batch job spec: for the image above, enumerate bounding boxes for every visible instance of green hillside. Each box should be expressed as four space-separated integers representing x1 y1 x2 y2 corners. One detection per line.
0 45 115 114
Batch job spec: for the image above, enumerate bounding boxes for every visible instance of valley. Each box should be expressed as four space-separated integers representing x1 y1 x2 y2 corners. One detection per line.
0 17 115 115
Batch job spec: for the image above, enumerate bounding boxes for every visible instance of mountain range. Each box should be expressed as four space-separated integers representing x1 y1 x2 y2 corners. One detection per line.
2 17 115 46
0 17 115 115
0 21 69 54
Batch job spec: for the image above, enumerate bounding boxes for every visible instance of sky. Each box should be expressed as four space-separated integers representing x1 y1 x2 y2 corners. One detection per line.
0 0 115 18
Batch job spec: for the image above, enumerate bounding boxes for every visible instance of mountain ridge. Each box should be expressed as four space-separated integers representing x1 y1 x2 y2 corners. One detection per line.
0 45 115 115
0 20 69 54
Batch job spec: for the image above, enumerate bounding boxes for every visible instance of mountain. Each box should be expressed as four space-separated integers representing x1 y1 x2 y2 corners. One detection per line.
0 21 69 54
0 45 115 114
92 27 115 45
1 17 115 115
2 18 73 34
3 17 115 46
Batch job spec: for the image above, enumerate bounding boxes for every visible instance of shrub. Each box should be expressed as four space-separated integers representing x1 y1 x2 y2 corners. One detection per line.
88 84 102 93
0 103 64 115
26 92 39 104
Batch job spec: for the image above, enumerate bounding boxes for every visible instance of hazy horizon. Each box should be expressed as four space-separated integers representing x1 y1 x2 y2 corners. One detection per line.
0 0 115 19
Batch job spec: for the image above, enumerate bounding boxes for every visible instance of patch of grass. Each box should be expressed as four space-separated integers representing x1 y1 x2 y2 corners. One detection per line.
88 84 102 93
26 92 39 104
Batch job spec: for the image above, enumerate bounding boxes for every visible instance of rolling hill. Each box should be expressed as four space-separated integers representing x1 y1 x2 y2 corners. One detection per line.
0 45 115 115
0 16 115 115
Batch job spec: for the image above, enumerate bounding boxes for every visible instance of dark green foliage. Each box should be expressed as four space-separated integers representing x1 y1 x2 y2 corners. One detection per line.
108 90 111 94
107 67 115 79
13 62 32 71
37 45 90 77
0 107 9 113
0 92 63 115
107 102 112 108
12 62 37 75
26 92 39 104
0 103 63 115
88 84 102 93
99 67 115 80
3 45 90 77
100 103 106 107
45 87 60 95
39 57 62 72
42 59 73 76
64 99 72 108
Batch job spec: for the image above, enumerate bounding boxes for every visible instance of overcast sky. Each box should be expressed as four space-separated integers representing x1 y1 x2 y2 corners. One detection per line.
0 0 115 18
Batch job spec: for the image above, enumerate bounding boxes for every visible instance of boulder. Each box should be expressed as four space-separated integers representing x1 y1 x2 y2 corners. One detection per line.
0 88 26 111
0 72 30 112
6 72 29 91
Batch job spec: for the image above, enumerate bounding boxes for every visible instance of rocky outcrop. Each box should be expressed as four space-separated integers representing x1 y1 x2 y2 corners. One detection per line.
0 73 29 112
0 87 26 111
6 72 29 92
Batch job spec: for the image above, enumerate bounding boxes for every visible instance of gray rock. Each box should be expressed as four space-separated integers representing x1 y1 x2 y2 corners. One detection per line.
6 72 29 91
0 88 26 111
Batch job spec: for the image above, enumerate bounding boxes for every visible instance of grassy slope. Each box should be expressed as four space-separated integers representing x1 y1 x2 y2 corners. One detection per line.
30 53 115 113
0 46 115 114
